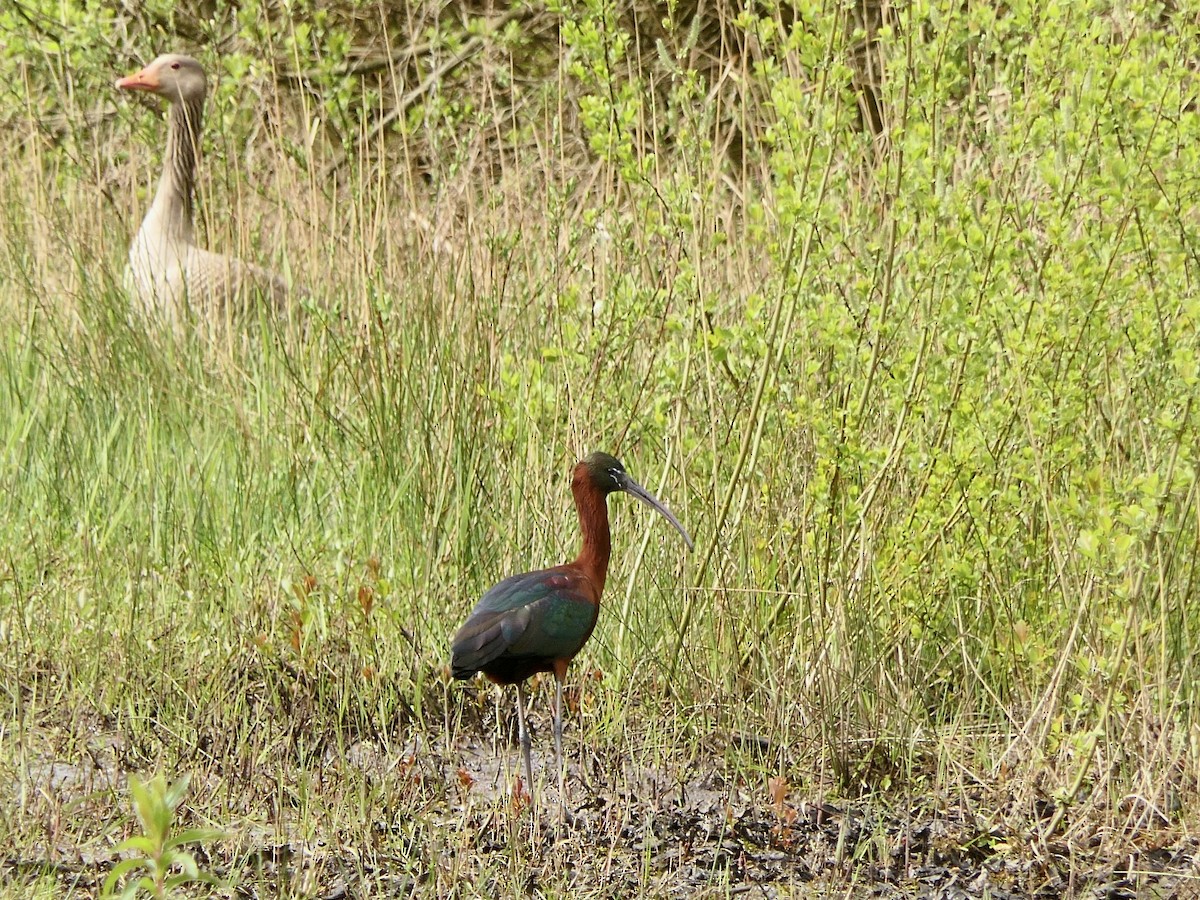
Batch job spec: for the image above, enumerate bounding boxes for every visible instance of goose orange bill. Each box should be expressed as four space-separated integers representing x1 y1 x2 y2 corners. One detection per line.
115 65 160 92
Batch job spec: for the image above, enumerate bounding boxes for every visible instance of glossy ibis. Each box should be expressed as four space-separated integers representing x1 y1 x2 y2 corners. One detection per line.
451 451 693 804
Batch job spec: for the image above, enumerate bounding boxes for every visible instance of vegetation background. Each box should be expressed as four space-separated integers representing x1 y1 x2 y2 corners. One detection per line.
2 0 1199 895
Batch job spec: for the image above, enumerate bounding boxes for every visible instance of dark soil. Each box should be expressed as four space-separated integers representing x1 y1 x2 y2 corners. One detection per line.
6 730 1198 898
5 684 1199 900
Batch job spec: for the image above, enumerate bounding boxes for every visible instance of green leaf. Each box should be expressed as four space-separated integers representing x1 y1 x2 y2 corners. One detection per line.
166 828 225 848
113 836 159 856
102 858 149 897
166 850 200 879
121 875 157 900
163 774 191 811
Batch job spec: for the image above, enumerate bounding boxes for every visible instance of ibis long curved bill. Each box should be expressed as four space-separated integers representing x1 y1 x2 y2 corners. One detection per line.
615 473 693 551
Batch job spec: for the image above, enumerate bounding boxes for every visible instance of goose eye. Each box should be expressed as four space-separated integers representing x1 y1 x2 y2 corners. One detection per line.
171 62 181 70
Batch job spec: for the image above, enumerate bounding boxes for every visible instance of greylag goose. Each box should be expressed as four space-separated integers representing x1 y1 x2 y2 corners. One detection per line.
117 53 300 321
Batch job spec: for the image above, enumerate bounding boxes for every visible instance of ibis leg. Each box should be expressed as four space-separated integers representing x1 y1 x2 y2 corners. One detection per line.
515 683 534 798
554 675 566 814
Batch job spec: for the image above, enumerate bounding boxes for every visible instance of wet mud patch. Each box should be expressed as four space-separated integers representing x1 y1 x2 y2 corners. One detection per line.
440 766 1200 898
5 774 1199 897
5 717 1200 897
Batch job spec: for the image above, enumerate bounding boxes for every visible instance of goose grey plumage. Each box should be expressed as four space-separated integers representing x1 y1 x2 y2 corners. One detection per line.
117 53 300 322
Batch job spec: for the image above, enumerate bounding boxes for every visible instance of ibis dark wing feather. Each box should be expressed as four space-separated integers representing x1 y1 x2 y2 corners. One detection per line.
450 566 599 680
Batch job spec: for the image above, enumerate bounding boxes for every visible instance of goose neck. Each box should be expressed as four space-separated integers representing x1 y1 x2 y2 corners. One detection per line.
150 95 203 244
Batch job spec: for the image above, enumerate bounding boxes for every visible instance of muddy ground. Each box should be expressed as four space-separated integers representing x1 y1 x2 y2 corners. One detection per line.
5 724 1199 898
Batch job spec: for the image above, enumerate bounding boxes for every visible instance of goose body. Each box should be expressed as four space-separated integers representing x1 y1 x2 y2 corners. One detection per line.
117 54 297 322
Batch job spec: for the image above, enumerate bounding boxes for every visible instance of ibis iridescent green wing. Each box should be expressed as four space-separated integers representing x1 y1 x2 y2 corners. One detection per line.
450 566 600 683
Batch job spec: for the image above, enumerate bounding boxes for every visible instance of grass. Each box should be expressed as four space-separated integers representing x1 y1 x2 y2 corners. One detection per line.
4 0 1200 895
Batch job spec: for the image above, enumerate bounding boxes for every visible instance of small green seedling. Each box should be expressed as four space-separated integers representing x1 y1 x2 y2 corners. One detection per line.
102 773 224 899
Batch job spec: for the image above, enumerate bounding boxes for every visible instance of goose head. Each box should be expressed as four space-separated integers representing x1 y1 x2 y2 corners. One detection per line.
116 54 207 105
